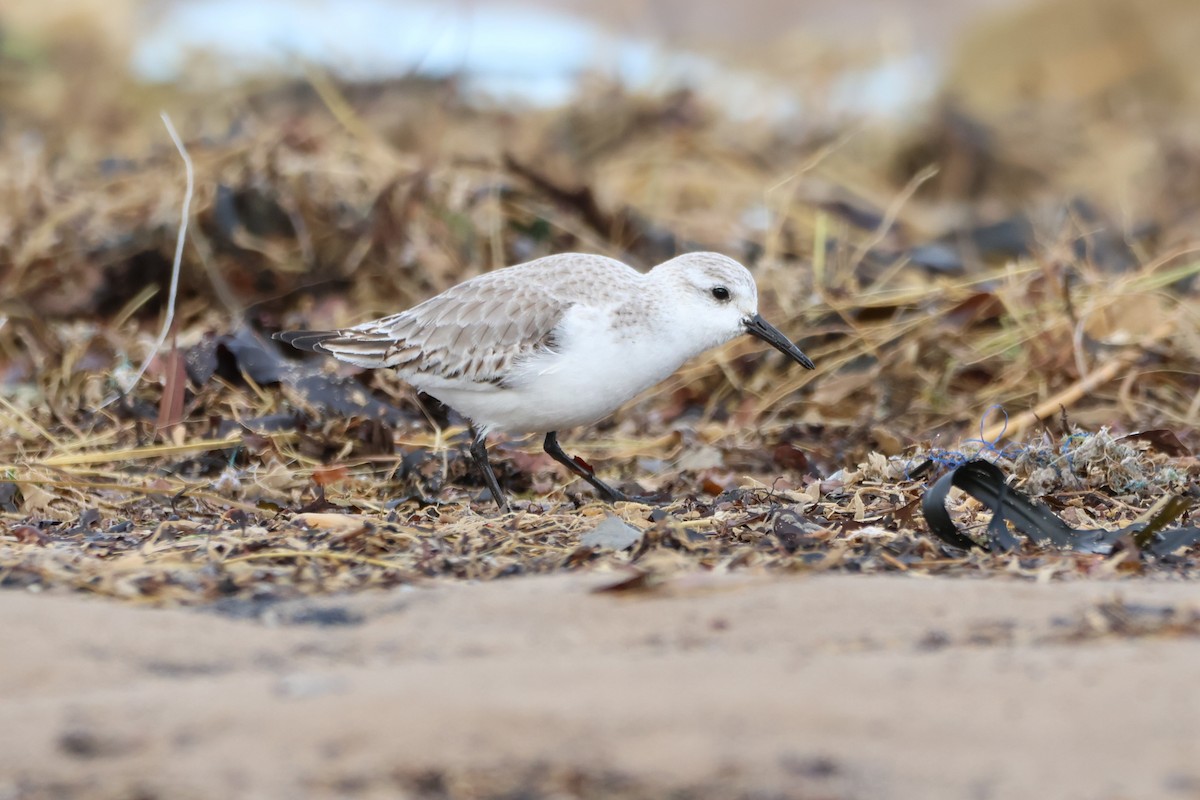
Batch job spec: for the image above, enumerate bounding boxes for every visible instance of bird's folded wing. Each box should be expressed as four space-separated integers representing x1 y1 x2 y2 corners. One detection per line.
301 287 572 385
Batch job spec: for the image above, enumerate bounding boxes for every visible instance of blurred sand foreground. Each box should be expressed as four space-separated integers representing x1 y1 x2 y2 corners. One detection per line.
3 574 1198 799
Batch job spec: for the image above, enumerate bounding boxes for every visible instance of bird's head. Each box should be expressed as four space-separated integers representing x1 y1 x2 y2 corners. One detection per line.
652 252 815 369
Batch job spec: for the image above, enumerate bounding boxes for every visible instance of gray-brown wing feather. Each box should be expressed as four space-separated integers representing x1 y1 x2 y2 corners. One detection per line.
283 283 571 385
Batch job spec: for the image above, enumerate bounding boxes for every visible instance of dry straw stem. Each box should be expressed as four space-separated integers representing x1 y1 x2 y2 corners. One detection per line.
37 433 247 467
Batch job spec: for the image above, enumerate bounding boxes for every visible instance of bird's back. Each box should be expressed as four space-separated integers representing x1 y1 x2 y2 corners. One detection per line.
277 253 642 385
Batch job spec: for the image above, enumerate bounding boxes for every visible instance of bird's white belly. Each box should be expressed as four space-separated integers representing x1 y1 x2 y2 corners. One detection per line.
417 305 697 434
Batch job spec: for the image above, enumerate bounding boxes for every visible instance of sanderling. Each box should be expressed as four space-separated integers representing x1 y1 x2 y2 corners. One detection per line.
276 251 814 509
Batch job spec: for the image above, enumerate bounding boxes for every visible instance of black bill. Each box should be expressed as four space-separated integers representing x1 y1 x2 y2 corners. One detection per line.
743 313 815 370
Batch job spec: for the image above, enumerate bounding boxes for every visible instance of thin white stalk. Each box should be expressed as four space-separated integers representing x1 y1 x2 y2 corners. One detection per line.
102 111 192 409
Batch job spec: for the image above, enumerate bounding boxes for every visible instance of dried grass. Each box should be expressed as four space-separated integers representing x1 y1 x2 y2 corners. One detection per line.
2 5 1200 604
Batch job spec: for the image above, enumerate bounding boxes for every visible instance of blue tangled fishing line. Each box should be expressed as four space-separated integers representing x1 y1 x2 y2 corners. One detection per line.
903 405 1057 479
903 404 1105 488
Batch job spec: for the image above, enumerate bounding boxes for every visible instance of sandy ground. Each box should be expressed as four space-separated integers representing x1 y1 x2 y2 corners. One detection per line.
2 573 1198 800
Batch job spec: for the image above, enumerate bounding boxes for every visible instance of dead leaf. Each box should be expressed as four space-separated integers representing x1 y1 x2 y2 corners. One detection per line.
312 465 350 487
581 516 644 551
20 484 55 514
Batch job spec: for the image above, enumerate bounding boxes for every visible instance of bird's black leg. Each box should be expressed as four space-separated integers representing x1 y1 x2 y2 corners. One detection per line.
469 427 509 512
543 431 638 503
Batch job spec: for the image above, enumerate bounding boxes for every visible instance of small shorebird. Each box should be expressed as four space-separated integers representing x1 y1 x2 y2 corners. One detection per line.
276 252 814 509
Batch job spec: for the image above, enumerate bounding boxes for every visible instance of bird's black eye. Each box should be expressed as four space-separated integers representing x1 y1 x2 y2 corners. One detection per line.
711 286 731 301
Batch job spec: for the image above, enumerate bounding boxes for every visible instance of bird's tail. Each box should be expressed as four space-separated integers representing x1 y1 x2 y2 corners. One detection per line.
274 329 399 368
273 330 341 352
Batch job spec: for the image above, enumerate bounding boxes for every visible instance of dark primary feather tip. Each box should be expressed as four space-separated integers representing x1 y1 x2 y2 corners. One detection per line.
274 330 341 352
